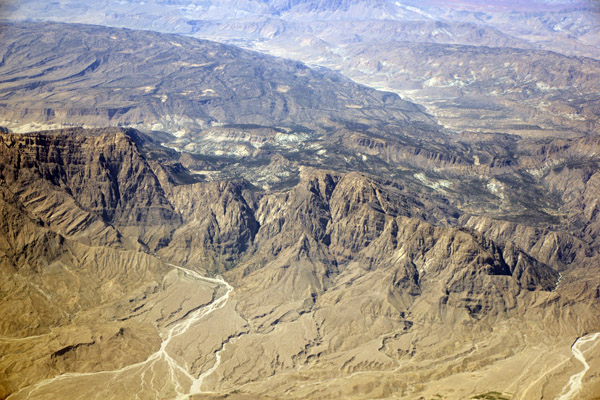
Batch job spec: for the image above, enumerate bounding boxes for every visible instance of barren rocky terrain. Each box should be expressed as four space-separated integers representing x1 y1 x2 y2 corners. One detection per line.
6 0 600 141
0 13 599 400
7 0 600 58
0 121 598 399
0 22 435 138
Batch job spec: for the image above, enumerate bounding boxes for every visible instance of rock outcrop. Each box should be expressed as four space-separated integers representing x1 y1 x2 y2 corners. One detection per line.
0 19 599 400
1 125 599 400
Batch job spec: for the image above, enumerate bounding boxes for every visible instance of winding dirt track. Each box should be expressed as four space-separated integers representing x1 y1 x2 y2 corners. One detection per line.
7 263 233 400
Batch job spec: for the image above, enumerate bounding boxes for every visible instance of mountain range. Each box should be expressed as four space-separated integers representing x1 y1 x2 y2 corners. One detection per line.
0 19 599 399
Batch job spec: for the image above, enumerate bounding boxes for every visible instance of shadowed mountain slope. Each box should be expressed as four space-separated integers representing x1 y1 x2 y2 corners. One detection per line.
0 19 599 400
0 126 598 399
0 21 437 138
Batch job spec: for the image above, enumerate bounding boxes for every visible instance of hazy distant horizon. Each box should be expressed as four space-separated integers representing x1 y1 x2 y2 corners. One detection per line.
418 0 594 11
2 0 599 22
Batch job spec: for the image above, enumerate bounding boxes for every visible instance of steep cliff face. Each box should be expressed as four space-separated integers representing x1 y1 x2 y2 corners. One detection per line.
149 164 559 328
158 180 258 270
0 127 580 321
459 136 600 269
0 128 183 336
1 127 599 399
0 128 229 399
0 128 180 250
0 20 599 399
230 169 559 313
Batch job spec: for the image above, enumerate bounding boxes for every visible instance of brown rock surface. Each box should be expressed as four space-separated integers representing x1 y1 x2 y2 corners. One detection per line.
2 125 599 399
0 19 599 397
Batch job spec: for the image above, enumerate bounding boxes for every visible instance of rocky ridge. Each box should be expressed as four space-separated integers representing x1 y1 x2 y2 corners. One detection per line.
0 18 599 400
0 22 436 139
0 126 598 399
5 1 600 140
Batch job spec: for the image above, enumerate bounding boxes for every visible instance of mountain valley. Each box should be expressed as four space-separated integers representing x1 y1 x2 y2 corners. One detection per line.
0 6 599 400
0 124 599 399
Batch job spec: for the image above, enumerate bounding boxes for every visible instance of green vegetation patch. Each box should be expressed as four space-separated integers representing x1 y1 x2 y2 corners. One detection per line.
472 391 510 400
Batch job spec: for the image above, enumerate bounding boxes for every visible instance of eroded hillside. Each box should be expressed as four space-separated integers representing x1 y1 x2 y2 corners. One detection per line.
0 19 599 400
0 126 598 399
